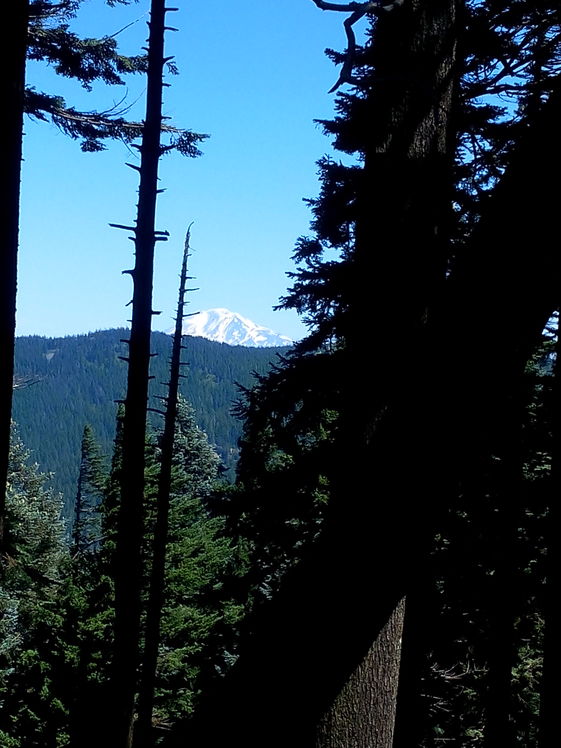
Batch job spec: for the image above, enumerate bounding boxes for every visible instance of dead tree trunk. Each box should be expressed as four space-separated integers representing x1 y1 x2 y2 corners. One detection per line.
134 229 192 748
110 1 173 745
0 0 29 553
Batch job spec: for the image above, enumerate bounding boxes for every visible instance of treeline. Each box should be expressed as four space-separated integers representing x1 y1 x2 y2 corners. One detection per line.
13 330 289 512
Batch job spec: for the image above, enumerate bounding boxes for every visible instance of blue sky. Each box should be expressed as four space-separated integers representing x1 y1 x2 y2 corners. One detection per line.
18 0 365 341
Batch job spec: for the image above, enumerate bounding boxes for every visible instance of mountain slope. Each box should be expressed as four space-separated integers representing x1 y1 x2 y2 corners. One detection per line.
13 329 290 516
177 308 293 347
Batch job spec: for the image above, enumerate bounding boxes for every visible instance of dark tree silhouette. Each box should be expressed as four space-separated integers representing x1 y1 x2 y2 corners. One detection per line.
110 0 173 744
166 2 460 745
0 0 29 554
135 229 192 748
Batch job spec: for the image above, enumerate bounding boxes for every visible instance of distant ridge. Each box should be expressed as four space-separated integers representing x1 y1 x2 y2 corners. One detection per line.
175 308 293 348
13 329 290 513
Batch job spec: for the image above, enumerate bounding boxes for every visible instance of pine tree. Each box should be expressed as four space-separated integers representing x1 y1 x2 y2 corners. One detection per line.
153 400 242 731
0 426 68 747
73 425 106 554
168 1 561 745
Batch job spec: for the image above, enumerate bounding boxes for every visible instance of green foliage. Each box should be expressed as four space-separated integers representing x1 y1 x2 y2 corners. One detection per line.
225 357 337 599
13 330 290 515
73 425 106 552
25 1 206 153
147 400 247 727
0 427 69 747
218 3 561 743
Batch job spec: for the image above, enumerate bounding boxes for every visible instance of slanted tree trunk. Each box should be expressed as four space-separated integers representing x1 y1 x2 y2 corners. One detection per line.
110 1 172 745
166 4 460 747
0 0 29 553
316 0 459 741
134 230 192 748
316 598 406 748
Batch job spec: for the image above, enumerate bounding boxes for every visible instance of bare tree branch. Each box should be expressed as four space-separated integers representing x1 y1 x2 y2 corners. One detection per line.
310 0 403 15
329 9 365 92
311 0 405 92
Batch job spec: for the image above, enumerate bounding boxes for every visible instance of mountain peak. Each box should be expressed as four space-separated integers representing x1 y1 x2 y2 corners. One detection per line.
177 308 293 348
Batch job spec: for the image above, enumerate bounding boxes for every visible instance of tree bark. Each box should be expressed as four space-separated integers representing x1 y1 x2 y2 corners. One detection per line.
165 3 460 746
316 598 406 748
0 0 29 553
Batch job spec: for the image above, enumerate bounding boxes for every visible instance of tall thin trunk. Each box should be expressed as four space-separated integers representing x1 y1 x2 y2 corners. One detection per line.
111 1 171 744
135 230 192 748
0 0 29 553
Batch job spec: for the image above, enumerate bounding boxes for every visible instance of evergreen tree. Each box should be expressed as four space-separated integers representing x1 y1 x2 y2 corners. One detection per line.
0 0 29 553
73 425 106 554
169 1 561 745
152 400 244 733
0 426 68 747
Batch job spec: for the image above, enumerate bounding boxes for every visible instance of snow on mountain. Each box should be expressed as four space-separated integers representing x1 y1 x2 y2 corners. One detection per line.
177 308 293 348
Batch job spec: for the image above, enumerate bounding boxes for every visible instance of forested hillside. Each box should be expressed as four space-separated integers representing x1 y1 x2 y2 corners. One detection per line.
13 329 289 514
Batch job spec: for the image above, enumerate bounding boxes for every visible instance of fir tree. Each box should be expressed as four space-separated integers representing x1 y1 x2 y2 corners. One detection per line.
0 426 68 747
169 1 561 745
73 425 106 554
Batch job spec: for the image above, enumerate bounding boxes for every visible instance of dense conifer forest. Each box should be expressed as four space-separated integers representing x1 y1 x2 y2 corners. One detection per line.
12 330 289 512
2 1 561 747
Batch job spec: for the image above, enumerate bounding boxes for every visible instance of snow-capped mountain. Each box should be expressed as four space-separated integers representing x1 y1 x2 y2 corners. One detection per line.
177 308 293 348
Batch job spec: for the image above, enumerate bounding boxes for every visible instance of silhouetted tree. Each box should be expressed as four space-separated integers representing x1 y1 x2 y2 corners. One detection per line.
110 3 204 744
135 229 192 747
0 0 29 554
166 1 561 745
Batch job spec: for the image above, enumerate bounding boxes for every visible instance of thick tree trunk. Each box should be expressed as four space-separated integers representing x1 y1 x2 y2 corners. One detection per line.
0 0 29 553
323 0 459 740
165 3 459 746
316 598 406 748
111 1 169 745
